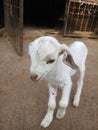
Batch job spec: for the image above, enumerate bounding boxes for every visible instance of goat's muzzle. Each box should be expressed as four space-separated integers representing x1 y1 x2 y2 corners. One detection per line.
30 74 38 81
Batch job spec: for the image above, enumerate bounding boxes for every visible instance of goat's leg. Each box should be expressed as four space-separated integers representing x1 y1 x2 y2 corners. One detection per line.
73 64 85 107
56 80 72 119
41 85 57 128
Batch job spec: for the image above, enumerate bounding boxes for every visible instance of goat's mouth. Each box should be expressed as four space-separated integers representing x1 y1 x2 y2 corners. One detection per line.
32 73 45 82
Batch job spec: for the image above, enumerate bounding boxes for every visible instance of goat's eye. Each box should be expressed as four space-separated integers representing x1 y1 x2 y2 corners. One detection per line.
46 59 55 64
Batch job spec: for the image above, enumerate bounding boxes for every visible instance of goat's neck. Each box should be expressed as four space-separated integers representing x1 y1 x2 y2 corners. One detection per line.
47 56 63 81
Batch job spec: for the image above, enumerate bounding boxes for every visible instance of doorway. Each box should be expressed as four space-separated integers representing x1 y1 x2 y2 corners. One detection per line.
23 0 66 29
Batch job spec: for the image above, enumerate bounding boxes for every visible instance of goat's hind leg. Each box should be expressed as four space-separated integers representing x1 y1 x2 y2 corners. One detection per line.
73 64 85 107
41 85 57 128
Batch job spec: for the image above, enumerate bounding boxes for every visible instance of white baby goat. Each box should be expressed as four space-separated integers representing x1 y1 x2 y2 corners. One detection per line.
28 36 88 128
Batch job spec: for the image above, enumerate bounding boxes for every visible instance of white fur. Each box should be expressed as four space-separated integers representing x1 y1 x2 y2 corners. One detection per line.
28 36 88 128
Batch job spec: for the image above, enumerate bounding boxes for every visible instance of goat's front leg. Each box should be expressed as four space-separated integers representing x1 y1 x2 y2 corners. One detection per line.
73 64 85 107
41 85 57 128
56 79 72 119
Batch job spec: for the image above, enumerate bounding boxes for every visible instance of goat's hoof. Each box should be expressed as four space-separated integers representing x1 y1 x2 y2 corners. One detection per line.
40 115 53 128
56 108 66 119
73 99 79 107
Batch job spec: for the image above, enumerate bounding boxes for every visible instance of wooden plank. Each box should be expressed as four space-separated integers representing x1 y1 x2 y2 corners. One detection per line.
64 31 98 38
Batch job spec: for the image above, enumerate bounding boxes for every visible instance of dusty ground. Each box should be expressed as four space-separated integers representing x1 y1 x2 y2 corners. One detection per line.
0 32 98 130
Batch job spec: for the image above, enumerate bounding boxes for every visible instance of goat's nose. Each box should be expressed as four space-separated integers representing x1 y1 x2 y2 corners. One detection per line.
30 74 38 81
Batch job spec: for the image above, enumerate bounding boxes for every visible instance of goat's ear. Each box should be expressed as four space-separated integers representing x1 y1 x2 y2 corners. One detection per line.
59 44 69 55
59 44 78 70
62 53 78 70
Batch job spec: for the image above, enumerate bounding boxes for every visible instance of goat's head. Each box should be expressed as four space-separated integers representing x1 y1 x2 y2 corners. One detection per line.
28 36 78 82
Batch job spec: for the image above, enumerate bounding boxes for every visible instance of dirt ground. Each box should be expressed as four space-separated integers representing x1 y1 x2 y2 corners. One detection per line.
0 31 98 130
